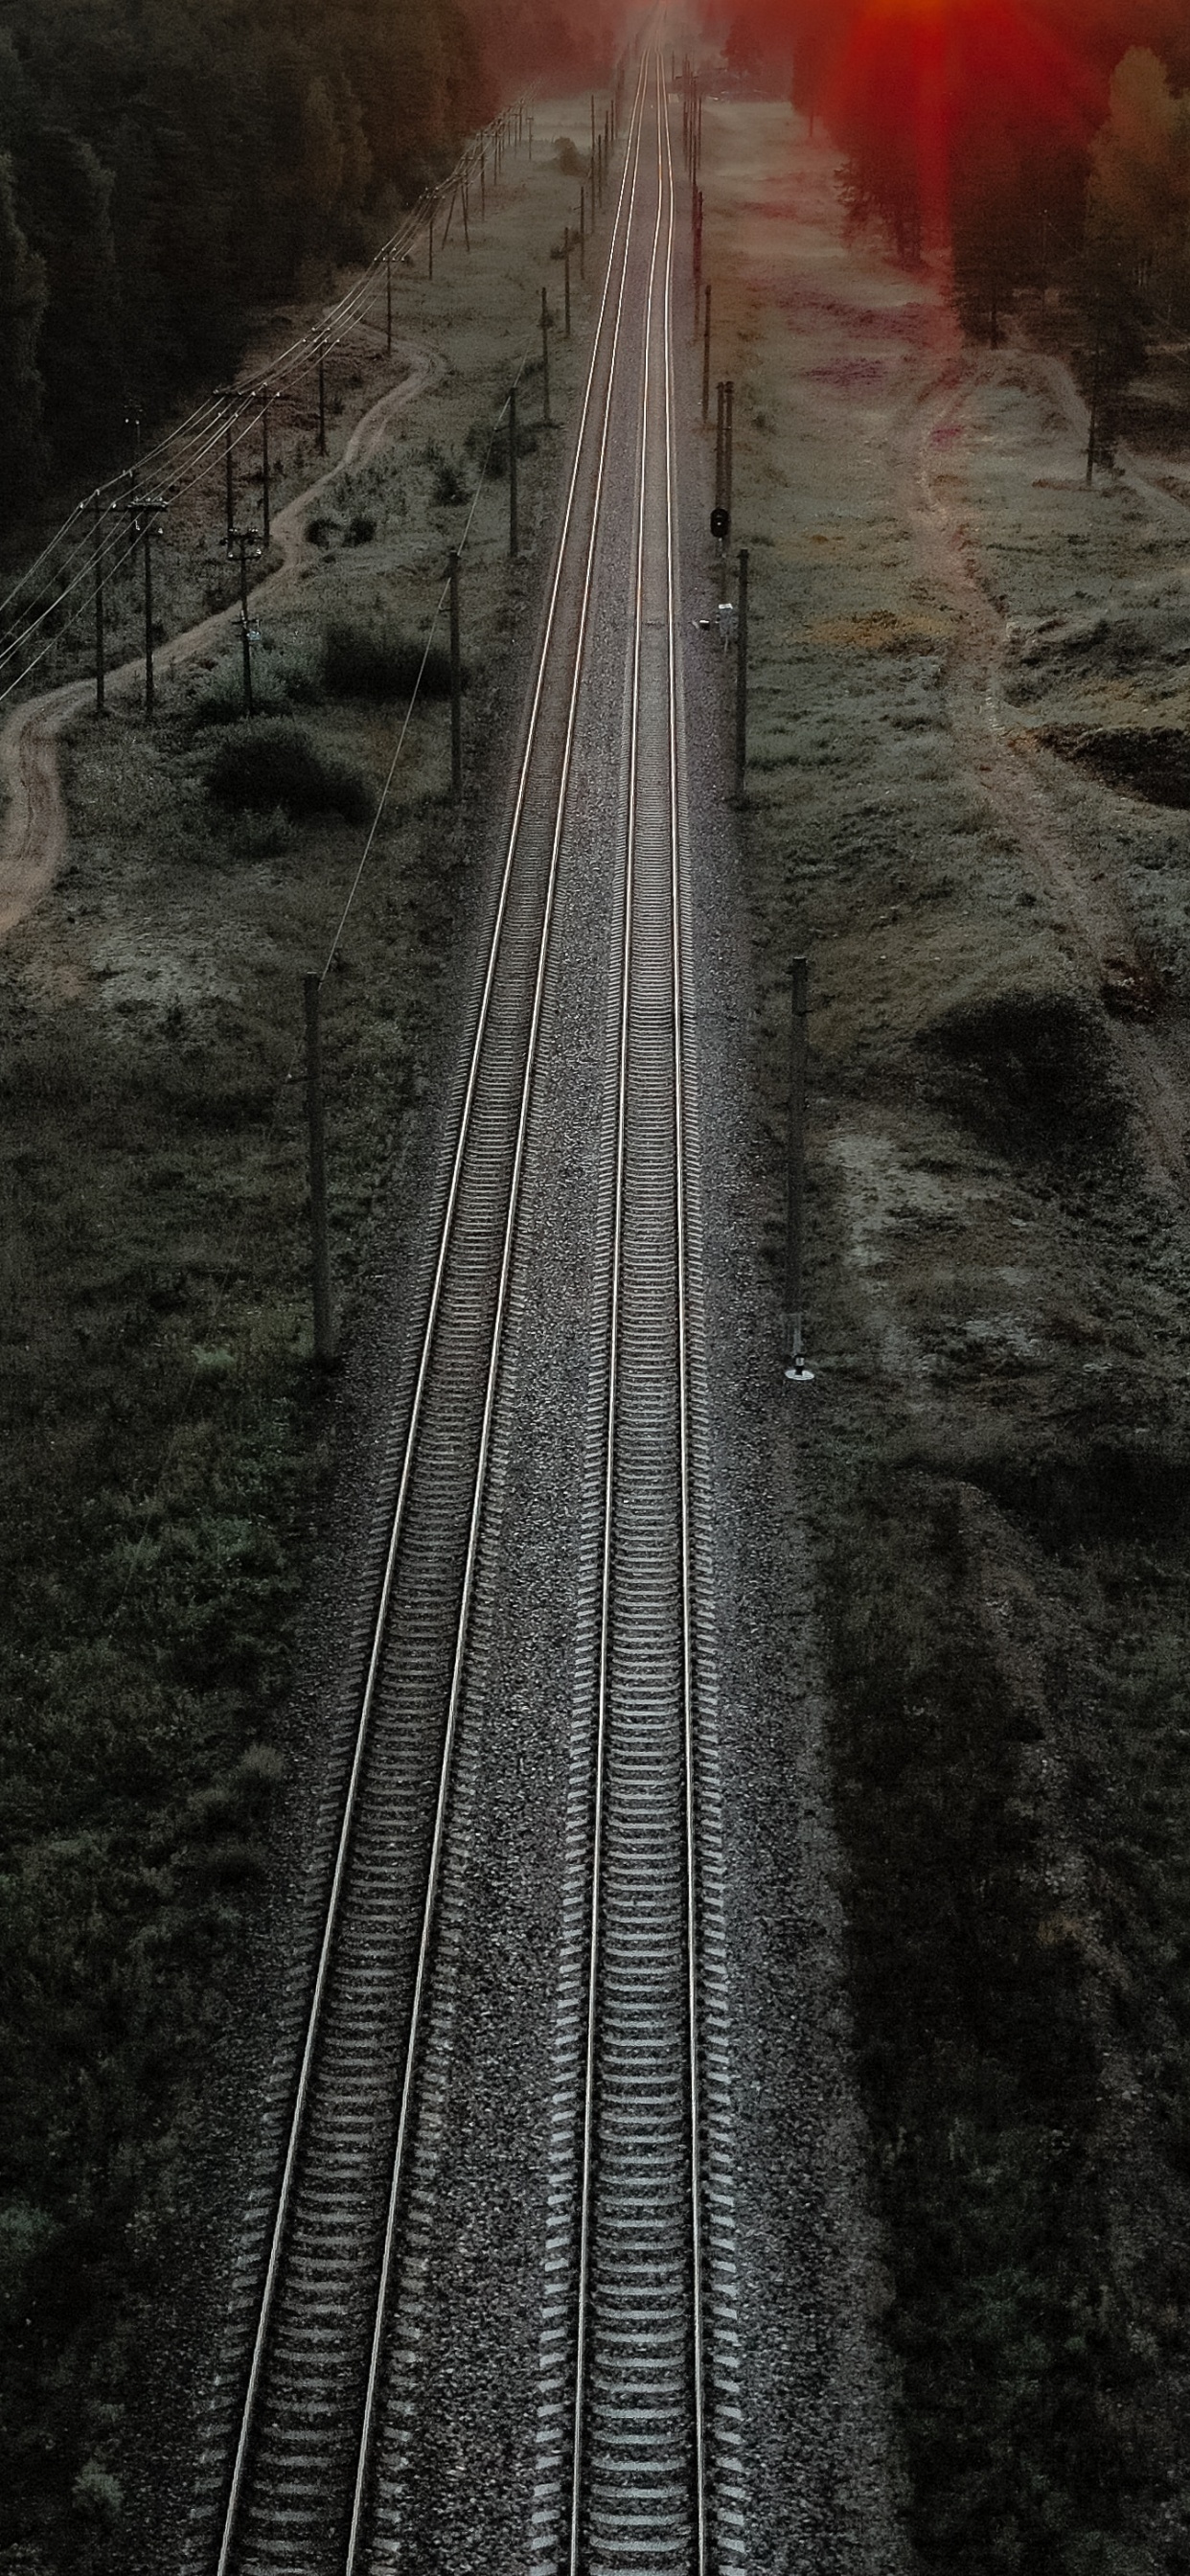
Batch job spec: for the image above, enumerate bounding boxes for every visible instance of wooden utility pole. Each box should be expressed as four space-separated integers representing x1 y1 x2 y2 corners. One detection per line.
317 343 327 455
579 187 586 279
386 249 393 356
540 287 552 426
563 228 572 337
702 286 712 426
261 389 272 544
784 959 812 1381
509 382 518 557
224 412 235 544
124 494 167 717
448 547 462 800
735 546 749 797
228 526 263 715
303 975 334 1367
92 491 106 716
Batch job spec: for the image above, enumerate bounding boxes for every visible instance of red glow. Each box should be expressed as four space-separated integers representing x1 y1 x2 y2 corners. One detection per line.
819 0 1100 245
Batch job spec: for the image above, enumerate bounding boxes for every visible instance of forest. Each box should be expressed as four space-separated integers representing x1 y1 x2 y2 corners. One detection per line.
720 0 1190 384
0 0 619 524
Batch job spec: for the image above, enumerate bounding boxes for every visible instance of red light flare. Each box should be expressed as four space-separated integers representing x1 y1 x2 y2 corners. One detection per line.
823 0 1098 247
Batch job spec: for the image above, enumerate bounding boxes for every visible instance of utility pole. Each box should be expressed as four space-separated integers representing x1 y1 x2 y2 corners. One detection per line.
735 546 749 797
303 974 334 1368
92 490 106 717
224 410 236 544
715 380 725 510
462 180 470 252
228 525 263 716
386 249 393 356
480 141 486 219
702 285 712 426
540 288 552 426
784 958 813 1382
563 228 572 337
126 494 167 718
261 388 272 545
509 381 518 557
317 343 327 456
724 378 734 515
579 187 586 279
448 547 462 800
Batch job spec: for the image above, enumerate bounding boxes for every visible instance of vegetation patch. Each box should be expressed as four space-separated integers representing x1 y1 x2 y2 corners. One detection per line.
322 619 455 703
917 990 1131 1171
826 1464 1131 2575
206 720 371 823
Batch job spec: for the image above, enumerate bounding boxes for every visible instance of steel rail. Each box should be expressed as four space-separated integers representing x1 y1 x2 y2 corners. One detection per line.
341 63 655 2576
566 48 709 2576
211 63 651 2576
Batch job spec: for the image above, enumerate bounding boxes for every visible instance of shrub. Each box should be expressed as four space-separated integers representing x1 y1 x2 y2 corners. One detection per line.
322 619 456 702
348 511 377 544
555 135 584 175
192 635 322 727
206 721 371 823
432 456 469 506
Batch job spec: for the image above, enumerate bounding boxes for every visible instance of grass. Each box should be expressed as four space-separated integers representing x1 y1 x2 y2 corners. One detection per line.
0 87 602 2574
702 81 1190 2574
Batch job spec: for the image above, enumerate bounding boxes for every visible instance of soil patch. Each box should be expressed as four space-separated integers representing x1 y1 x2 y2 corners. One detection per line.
917 989 1131 1170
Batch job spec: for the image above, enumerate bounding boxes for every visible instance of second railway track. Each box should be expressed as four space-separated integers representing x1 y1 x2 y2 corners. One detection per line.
191 49 744 2576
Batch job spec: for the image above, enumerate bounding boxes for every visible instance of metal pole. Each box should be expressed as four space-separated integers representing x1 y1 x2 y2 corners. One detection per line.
462 181 470 252
563 229 571 337
784 959 812 1379
93 492 105 716
428 204 434 279
579 187 585 280
540 287 551 426
386 250 393 355
448 547 462 800
509 382 518 557
224 414 235 543
724 378 734 515
702 286 712 426
715 381 725 509
735 546 748 797
480 142 486 219
304 975 334 1368
317 345 327 455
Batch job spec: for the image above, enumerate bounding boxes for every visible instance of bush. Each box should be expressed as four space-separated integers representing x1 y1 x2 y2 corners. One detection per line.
432 456 469 506
322 619 456 702
348 511 377 544
192 635 322 727
555 135 584 176
206 722 371 823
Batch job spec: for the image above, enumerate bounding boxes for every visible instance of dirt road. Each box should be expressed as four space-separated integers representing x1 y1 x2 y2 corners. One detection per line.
0 343 442 942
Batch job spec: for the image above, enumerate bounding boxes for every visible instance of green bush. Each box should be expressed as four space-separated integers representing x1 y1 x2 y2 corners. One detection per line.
322 619 455 702
206 722 371 823
192 634 323 727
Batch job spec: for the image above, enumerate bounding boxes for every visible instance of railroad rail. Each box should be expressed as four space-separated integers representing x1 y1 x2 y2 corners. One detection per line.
192 48 744 2576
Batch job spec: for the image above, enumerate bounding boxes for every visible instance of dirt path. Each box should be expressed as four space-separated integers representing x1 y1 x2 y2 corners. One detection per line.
0 341 443 943
905 353 1190 1184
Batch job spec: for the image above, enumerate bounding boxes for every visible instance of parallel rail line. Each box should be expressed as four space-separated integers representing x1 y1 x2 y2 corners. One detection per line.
197 46 743 2576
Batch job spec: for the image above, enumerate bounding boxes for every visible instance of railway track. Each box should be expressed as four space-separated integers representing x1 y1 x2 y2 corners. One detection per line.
192 50 743 2576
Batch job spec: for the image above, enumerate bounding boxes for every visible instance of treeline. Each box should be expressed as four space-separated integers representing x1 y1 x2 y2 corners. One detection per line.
716 0 1190 354
0 0 620 524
